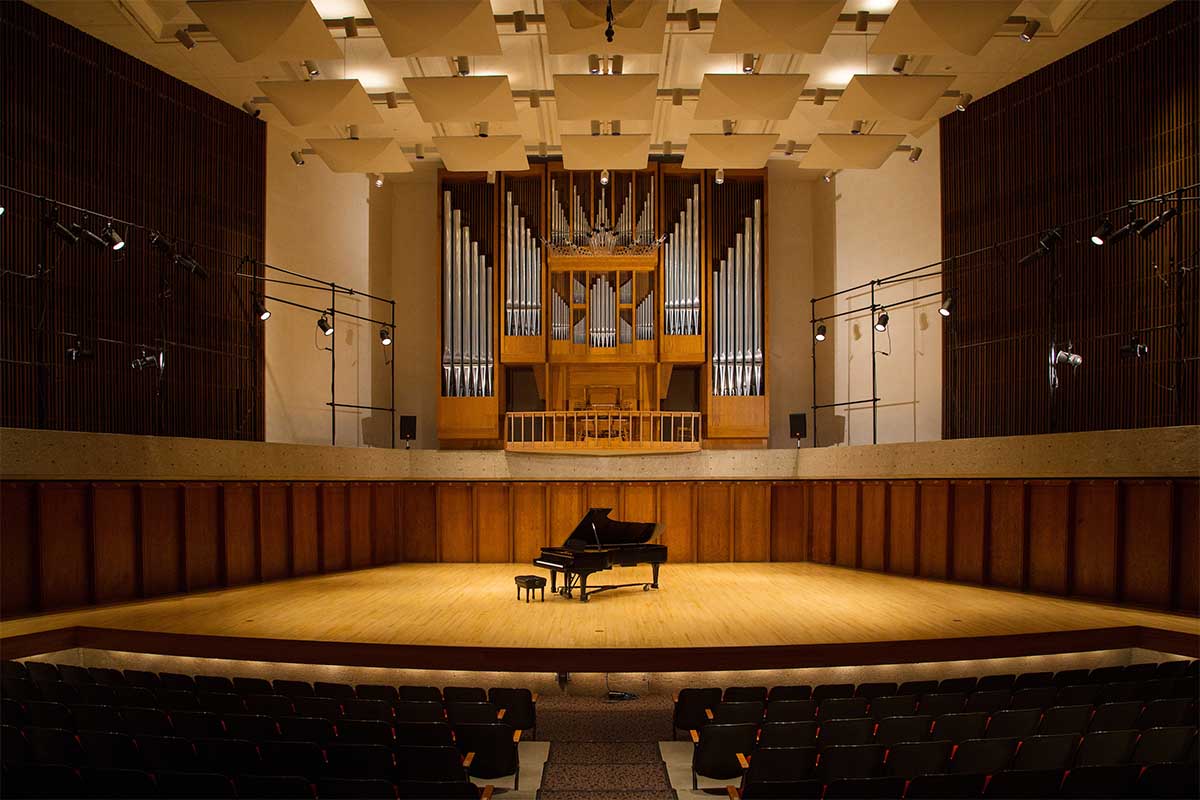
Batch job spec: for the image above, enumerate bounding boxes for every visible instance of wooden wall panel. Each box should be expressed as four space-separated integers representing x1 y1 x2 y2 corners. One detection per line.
288 484 316 577
371 484 399 565
222 485 257 586
622 483 658 524
512 483 548 562
860 483 888 572
474 483 512 562
1176 481 1199 614
91 483 138 604
140 485 182 598
1 482 38 614
319 484 349 572
259 484 291 581
401 484 437 562
988 481 1026 589
1120 480 1174 608
38 483 91 609
347 484 373 569
733 482 771 562
183 486 221 591
918 481 950 579
770 482 808 562
1072 481 1119 601
810 482 835 564
659 482 696 562
548 483 584 545
1028 481 1071 595
834 482 860 568
889 481 918 575
951 481 987 584
697 482 733 562
586 483 621 516
436 484 475 562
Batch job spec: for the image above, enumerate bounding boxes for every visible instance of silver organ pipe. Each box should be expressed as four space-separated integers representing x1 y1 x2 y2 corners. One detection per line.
504 190 543 337
441 190 494 398
711 197 763 396
661 183 701 336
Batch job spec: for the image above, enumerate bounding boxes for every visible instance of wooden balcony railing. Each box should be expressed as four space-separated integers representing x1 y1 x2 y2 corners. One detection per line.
505 411 702 454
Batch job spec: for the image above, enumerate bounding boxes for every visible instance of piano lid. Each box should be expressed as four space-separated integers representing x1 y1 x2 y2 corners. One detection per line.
562 508 660 550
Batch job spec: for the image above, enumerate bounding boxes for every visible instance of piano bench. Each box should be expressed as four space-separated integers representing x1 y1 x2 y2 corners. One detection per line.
514 574 547 603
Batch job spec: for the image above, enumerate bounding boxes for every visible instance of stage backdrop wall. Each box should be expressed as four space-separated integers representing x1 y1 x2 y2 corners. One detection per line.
3 476 1195 619
0 2 265 441
940 1 1199 439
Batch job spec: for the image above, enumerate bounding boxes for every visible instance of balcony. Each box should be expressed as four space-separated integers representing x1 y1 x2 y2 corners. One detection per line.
505 411 702 454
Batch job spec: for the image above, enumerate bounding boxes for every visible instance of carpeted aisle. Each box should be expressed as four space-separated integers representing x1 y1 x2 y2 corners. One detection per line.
533 695 678 800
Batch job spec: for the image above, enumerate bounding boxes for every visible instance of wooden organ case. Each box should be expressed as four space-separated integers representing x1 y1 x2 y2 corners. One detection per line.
437 164 768 450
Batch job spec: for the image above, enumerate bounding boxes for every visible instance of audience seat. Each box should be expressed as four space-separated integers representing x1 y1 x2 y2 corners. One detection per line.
874 714 933 747
724 686 768 703
155 769 236 798
1075 729 1139 766
24 726 84 765
82 766 157 798
357 684 401 705
982 768 1063 798
195 736 260 775
314 681 356 699
236 773 314 799
985 708 1041 739
231 676 274 695
855 682 899 699
78 729 140 770
454 721 521 789
711 701 765 725
757 720 817 747
399 685 443 703
395 744 471 782
487 687 536 735
690 721 757 789
259 739 325 780
443 687 487 704
1136 762 1200 798
816 743 885 782
136 735 199 772
824 776 905 798
1090 701 1144 732
885 740 953 779
1011 733 1079 770
905 772 986 799
869 695 917 720
764 699 815 722
325 742 396 778
278 715 336 744
919 693 967 717
767 685 812 702
338 718 395 746
932 711 988 743
950 737 1016 774
812 684 855 702
674 688 722 737
816 717 874 748
1131 725 1196 763
1038 704 1093 736
322 777 399 798
1060 764 1140 798
816 697 868 721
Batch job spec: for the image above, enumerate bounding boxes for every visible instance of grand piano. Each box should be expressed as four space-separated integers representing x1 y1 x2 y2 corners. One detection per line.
533 508 667 602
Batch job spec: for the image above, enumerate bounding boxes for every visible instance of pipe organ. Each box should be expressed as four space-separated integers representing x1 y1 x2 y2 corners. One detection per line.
438 165 769 448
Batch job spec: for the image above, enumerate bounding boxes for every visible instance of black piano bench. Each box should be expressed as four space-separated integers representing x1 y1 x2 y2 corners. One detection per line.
514 574 547 603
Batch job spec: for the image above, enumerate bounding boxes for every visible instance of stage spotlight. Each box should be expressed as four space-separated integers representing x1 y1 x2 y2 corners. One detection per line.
304 59 320 78
590 120 601 136
513 9 527 32
815 323 827 342
0 206 5 215
373 173 385 188
742 53 755 73
1020 19 1041 42
175 253 208 279
611 55 623 75
131 350 160 370
1018 228 1062 265
1108 216 1145 243
938 294 953 317
46 208 79 244
456 55 470 76
812 88 827 106
785 140 796 156
476 121 488 138
67 339 94 362
242 100 260 118
686 7 701 30
600 169 610 186
715 168 725 185
611 119 621 135
317 314 334 336
386 91 398 109
78 224 109 249
851 119 863 135
1051 345 1081 368
822 172 833 184
1090 219 1113 245
672 88 684 106
909 146 923 163
854 10 869 31
722 119 734 136
255 299 271 321
379 327 393 346
102 223 125 250
588 54 601 74
1120 336 1148 359
892 54 909 73
875 310 889 332
175 28 196 49
415 143 425 160
291 150 305 166
1138 205 1178 239
149 231 173 255
956 93 972 111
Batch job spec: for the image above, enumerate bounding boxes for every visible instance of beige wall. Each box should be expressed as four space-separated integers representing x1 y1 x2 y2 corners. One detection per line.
812 125 943 447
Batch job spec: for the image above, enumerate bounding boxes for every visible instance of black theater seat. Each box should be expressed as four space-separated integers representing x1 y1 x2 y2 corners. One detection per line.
395 744 470 782
767 685 812 702
905 772 985 799
1075 729 1138 766
817 697 868 721
260 739 326 780
817 717 874 748
236 773 314 799
874 714 933 747
824 776 905 799
982 768 1064 798
712 701 765 724
757 720 817 747
950 737 1016 774
816 743 885 782
985 708 1041 739
674 688 722 736
764 699 815 722
279 715 336 743
724 686 768 703
884 739 952 779
155 770 237 799
337 718 394 746
1060 764 1140 798
1011 733 1080 770
82 766 157 798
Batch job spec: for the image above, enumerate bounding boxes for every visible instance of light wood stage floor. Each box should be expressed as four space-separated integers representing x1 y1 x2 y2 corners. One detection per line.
2 563 1196 672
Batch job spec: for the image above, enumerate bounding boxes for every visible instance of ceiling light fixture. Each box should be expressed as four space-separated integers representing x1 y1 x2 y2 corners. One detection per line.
1051 344 1082 368
1138 205 1178 239
415 143 425 160
1020 19 1041 42
456 55 470 76
611 119 621 135
611 54 623 75
373 173 384 188
854 10 870 32
590 120 601 136
67 339 94 362
672 88 684 106
291 150 305 166
1120 335 1148 359
477 121 489 138
379 327 393 346
317 314 334 337
785 140 796 156
1090 219 1113 246
343 16 358 37
241 101 260 118
131 350 161 370
255 299 271 321
812 88 827 106
175 253 208 279
600 169 610 186
102 223 124 251
1018 228 1062 265
722 119 734 136
348 124 360 140
875 309 889 332
938 294 953 318
1108 216 1145 243
715 168 725 185
513 10 527 33
304 60 320 78
956 93 972 111
851 119 863 135
529 91 540 108
45 208 78 245
815 323 827 342
823 171 833 183
588 54 601 74
78 223 108 249
892 54 909 73
742 53 755 73
386 91 398 109
175 28 196 49
909 146 923 163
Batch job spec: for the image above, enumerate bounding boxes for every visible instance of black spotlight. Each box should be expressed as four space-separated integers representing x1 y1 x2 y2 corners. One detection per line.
255 299 271 321
174 253 208 279
814 323 827 342
1120 336 1149 359
149 231 174 254
379 327 393 346
1108 217 1145 244
874 310 889 332
317 314 334 336
1090 219 1113 246
46 208 79 244
1138 206 1178 239
1018 228 1061 265
67 339 94 362
938 294 953 317
102 223 125 251
77 223 109 249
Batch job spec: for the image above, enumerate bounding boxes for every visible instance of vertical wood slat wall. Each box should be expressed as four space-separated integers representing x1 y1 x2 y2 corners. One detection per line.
1 477 1195 619
0 3 265 440
940 2 1199 439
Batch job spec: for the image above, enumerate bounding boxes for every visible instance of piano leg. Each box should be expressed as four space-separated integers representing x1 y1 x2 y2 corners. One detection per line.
651 563 660 588
579 573 589 602
550 569 558 594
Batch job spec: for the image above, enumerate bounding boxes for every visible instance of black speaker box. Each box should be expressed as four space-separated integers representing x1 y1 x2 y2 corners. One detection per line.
399 415 417 441
789 413 807 440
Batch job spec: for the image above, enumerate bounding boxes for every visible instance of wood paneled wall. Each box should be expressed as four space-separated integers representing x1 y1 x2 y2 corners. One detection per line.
2 478 1195 619
940 2 1199 438
0 3 265 440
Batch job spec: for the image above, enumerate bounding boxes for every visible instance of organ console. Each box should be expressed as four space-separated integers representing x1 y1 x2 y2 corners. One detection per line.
437 163 768 449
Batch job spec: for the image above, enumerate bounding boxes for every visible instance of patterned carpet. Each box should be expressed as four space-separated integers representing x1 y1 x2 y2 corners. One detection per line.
535 696 678 800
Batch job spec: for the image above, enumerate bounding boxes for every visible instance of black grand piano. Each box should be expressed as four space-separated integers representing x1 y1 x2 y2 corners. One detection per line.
533 508 667 602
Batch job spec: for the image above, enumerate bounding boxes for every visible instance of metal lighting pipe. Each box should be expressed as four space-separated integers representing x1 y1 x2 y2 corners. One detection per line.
870 282 878 444
814 398 881 409
810 297 818 447
330 286 337 444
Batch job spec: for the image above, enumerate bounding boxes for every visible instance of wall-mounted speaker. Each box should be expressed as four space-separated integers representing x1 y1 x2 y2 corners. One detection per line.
790 413 807 442
399 415 417 442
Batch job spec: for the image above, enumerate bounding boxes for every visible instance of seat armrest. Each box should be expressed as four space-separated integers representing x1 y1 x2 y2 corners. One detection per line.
705 708 714 720
481 786 494 800
689 729 700 743
497 708 506 719
673 691 680 703
462 752 475 768
513 729 523 743
736 752 750 770
725 787 740 800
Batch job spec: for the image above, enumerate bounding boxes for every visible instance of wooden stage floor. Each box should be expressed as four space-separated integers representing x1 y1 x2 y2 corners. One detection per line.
2 564 1196 672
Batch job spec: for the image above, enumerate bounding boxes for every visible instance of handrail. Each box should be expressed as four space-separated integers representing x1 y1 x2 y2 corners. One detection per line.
505 410 702 453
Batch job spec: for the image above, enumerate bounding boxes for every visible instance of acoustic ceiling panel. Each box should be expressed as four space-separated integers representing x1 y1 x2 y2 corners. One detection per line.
363 0 502 57
544 0 669 54
560 135 652 170
553 74 659 121
797 134 906 170
258 80 383 127
681 134 779 169
871 0 1021 56
829 75 957 121
307 138 413 173
187 0 341 62
433 135 529 172
694 74 810 120
404 76 517 123
709 0 844 54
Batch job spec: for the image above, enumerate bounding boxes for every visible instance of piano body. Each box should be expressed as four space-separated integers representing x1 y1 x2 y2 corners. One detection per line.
533 508 667 602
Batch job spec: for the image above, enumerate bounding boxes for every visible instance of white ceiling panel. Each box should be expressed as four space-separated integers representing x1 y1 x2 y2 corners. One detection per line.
433 135 530 171
186 0 342 62
682 134 780 168
560 134 652 170
709 0 846 54
694 74 810 120
364 0 502 57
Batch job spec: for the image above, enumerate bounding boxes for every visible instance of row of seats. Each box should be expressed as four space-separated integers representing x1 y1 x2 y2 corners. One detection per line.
2 764 486 799
728 763 1197 799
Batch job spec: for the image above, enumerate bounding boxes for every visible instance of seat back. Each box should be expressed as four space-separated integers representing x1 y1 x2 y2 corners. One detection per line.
394 721 455 747
855 683 899 699
950 736 1016 774
744 746 816 781
933 711 988 743
905 773 986 799
1131 725 1196 764
356 684 400 704
885 739 953 778
982 768 1064 798
813 684 855 702
259 739 325 780
869 695 917 720
824 776 906 799
986 709 1041 739
488 688 535 730
136 735 199 771
817 717 875 748
767 685 812 702
442 686 487 704
874 715 933 748
818 697 869 722
765 700 816 722
758 720 817 747
674 687 722 731
1011 733 1080 770
693 722 759 780
86 668 127 686
395 744 470 781
724 686 768 703
337 719 395 746
325 742 395 778
817 743 885 781
1074 729 1138 766
453 722 518 779
446 701 501 725
712 701 765 724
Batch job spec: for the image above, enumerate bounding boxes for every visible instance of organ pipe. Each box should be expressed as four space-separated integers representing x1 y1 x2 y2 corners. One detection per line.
711 197 763 396
441 189 494 397
662 182 701 335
